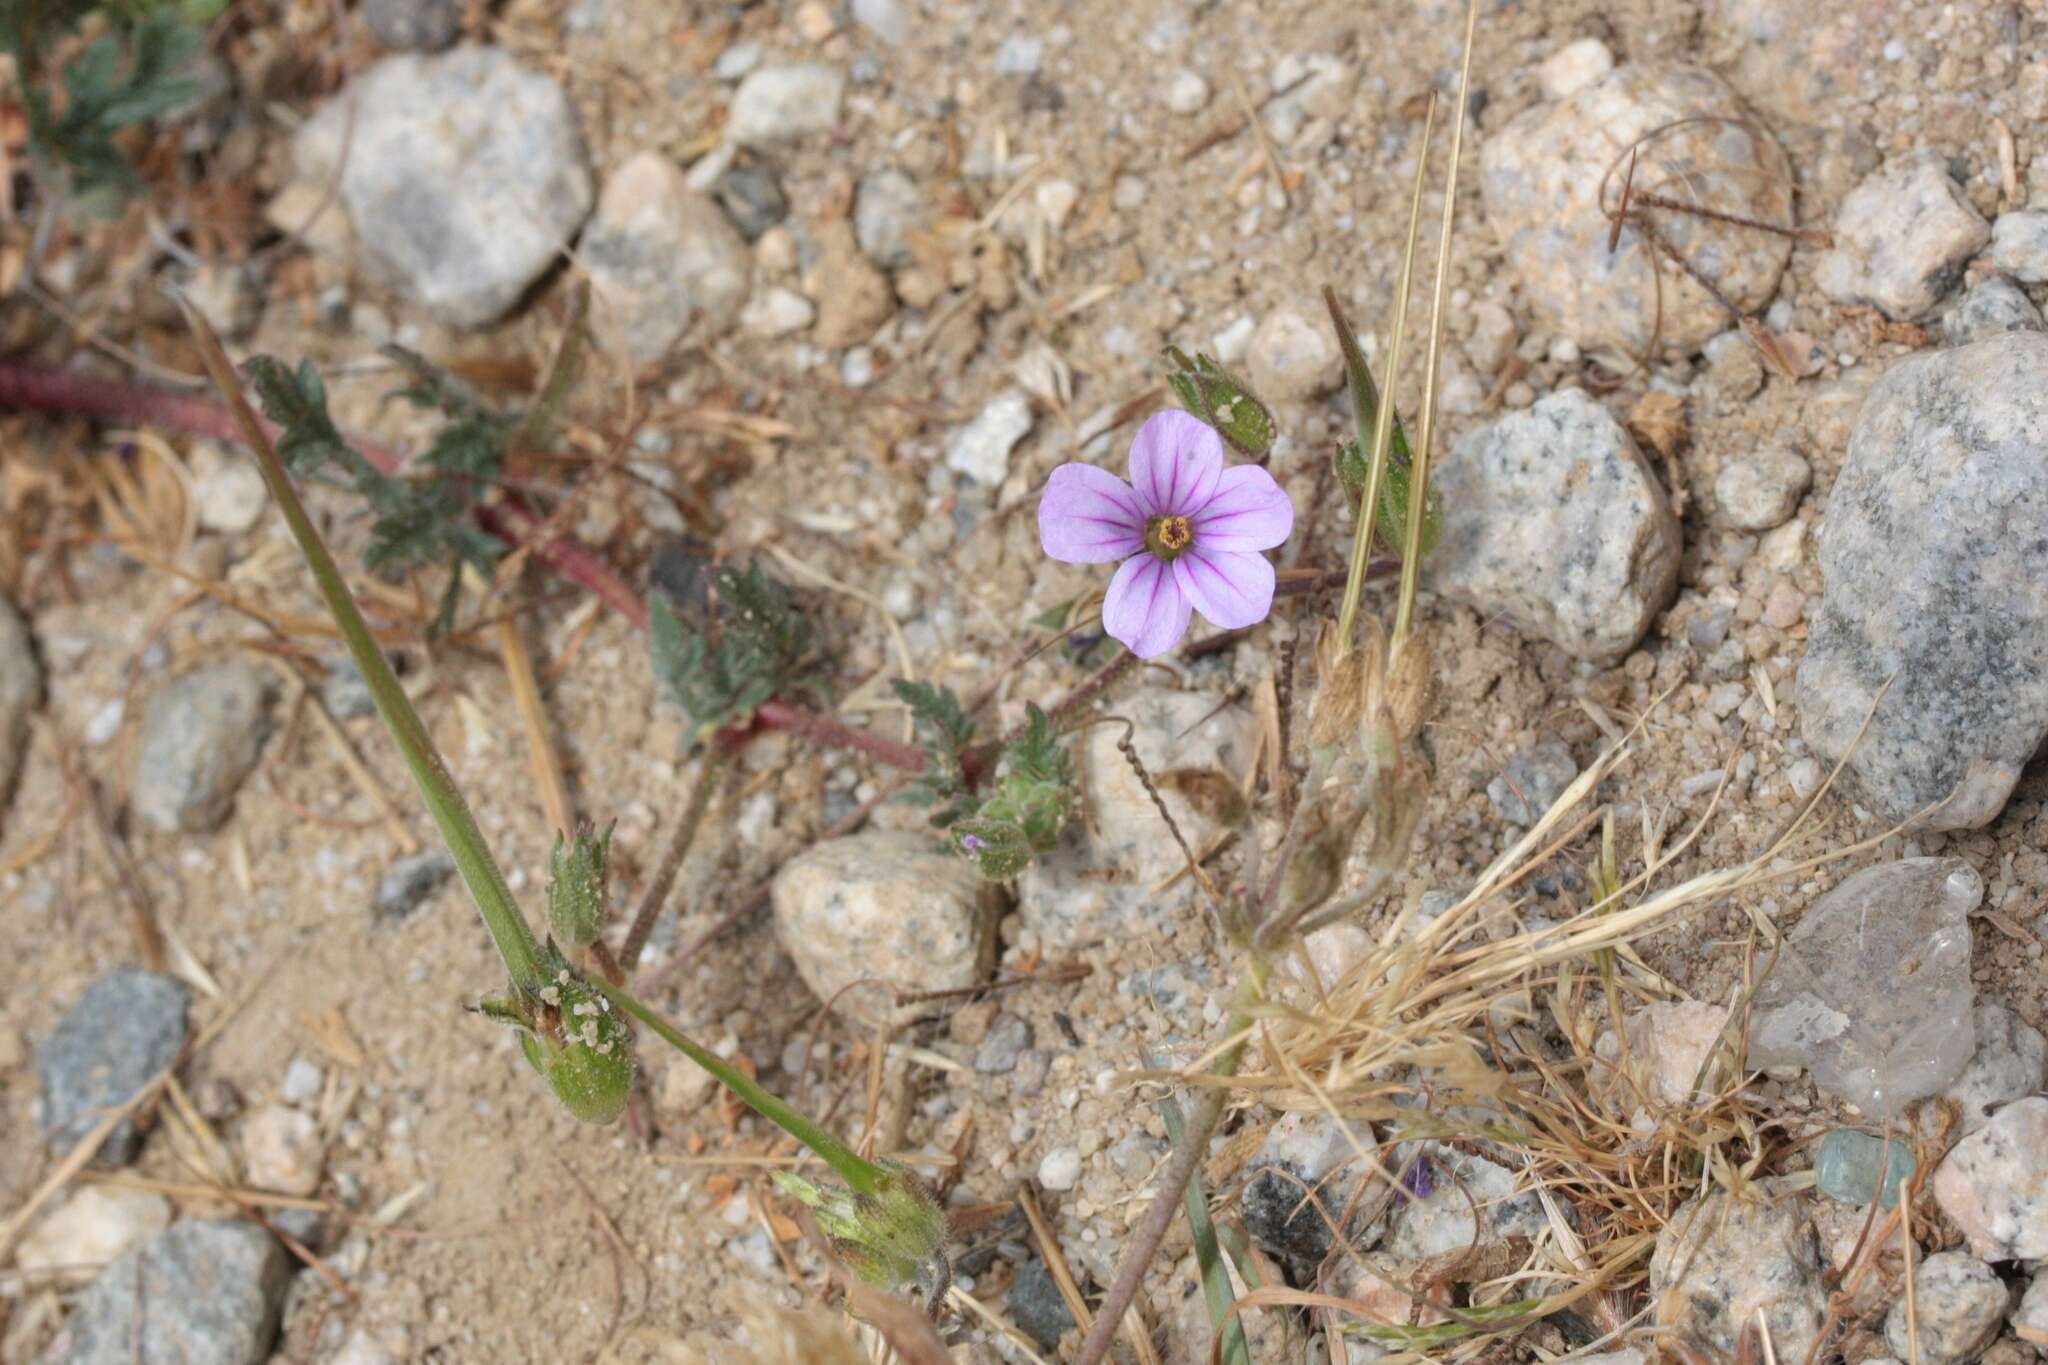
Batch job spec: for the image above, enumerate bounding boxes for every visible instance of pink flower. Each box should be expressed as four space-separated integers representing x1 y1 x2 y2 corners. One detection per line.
1039 410 1294 658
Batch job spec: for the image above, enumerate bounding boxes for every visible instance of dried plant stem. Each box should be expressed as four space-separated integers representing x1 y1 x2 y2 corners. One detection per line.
496 613 575 839
617 749 726 970
1073 963 1267 1365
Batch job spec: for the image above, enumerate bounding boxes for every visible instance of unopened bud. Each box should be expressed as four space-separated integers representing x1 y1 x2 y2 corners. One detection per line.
517 966 635 1125
773 1161 947 1294
1164 346 1275 458
546 822 614 951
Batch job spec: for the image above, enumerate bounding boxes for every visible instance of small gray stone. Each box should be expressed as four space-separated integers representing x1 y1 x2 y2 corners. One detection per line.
850 0 906 45
1933 1096 2048 1260
1006 1259 1075 1351
1429 389 1682 664
0 592 41 805
770 832 1000 1027
1814 159 1990 320
1797 333 2048 829
320 658 374 721
361 0 459 50
38 970 188 1167
974 1013 1033 1074
1383 1139 1547 1261
1162 67 1209 114
1991 210 2048 284
582 152 750 365
853 169 924 268
374 849 456 919
297 49 593 328
1747 858 1979 1111
1036 1144 1082 1191
740 286 816 338
726 64 846 148
38 1219 289 1365
1486 741 1578 825
1942 1003 2047 1135
1883 1252 2009 1365
945 390 1034 487
1243 1113 1378 1270
714 163 788 241
1246 307 1341 403
1480 64 1793 357
1945 275 2043 346
1715 448 1811 530
281 1057 324 1106
993 35 1045 76
133 663 275 834
1649 1184 1825 1362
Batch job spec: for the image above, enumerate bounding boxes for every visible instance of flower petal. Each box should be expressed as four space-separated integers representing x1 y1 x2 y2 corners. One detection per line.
1103 553 1193 659
1172 549 1276 631
1039 464 1147 563
1189 465 1294 552
1126 410 1223 517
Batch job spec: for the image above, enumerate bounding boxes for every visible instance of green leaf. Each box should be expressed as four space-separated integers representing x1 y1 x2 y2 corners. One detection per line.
648 565 812 738
1159 1088 1253 1365
246 357 360 480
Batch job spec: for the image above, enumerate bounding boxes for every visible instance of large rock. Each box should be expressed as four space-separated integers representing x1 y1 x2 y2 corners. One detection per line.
132 662 275 834
38 1220 289 1365
1814 159 1990 320
296 48 593 327
1797 334 2048 830
770 832 999 1027
0 592 39 804
1747 858 1978 1111
1480 64 1792 358
1933 1096 2048 1261
1428 389 1682 664
580 152 750 366
1883 1252 2010 1365
1945 275 2044 347
1941 1003 2048 1136
1650 1184 1826 1363
1381 1140 1547 1262
39 970 188 1166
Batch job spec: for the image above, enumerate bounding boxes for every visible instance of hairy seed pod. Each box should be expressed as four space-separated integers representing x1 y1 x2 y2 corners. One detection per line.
519 969 635 1125
772 1161 948 1294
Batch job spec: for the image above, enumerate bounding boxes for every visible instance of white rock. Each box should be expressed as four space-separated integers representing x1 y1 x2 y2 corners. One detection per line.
582 152 750 365
727 64 846 148
16 1186 171 1275
945 390 1035 486
1034 179 1079 231
740 285 817 338
281 1056 324 1106
1593 1000 1733 1110
1933 1096 2048 1260
241 1103 324 1196
1163 68 1210 114
1714 447 1811 530
1814 159 1990 320
850 0 906 44
1883 1251 2009 1365
1246 307 1341 402
1384 1141 1546 1260
994 35 1044 76
1036 1145 1082 1190
1536 37 1614 100
2016 1273 2048 1347
188 441 268 535
1990 209 2048 284
1941 1002 2047 1134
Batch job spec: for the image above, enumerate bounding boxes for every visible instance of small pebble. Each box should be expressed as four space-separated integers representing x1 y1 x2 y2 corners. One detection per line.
241 1104 323 1196
1536 37 1614 100
1715 448 1811 530
1163 67 1209 114
1036 1145 1082 1191
281 1057 324 1106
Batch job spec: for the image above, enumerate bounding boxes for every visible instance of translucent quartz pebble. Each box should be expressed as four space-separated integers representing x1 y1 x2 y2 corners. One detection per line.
1748 858 1980 1112
1815 1129 1914 1208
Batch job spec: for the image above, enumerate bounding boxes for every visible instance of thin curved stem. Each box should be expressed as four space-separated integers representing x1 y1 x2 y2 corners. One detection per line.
616 750 726 969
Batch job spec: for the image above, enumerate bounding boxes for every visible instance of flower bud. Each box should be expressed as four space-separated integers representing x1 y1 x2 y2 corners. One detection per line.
1164 346 1275 458
546 822 614 952
773 1161 947 1294
519 967 635 1125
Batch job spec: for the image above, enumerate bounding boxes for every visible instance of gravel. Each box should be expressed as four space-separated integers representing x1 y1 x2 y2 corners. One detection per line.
38 970 188 1166
1714 447 1811 530
945 389 1035 487
1486 741 1579 826
726 64 846 148
581 152 751 365
38 1220 290 1365
1990 209 2048 283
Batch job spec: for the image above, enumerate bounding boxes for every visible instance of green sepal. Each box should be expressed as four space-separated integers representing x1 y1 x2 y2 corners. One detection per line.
545 822 615 952
1334 441 1443 558
1164 346 1276 458
773 1162 947 1294
506 951 636 1125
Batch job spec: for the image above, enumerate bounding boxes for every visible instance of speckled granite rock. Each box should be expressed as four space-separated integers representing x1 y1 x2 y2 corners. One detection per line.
38 1220 288 1365
1650 1184 1826 1362
1428 389 1682 664
1944 275 2043 347
1933 1097 2048 1261
132 662 275 834
1942 1003 2047 1135
1242 1113 1379 1270
1480 64 1792 358
1814 159 1990 320
1797 334 2048 830
1884 1252 2009 1365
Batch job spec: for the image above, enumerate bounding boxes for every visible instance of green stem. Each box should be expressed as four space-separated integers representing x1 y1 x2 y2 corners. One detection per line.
177 300 548 994
592 979 882 1194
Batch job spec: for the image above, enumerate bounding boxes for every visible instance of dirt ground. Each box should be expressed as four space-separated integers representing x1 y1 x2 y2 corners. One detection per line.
3 0 2046 1360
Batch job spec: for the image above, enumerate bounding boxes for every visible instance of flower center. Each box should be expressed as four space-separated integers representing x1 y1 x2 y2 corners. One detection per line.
1145 514 1194 561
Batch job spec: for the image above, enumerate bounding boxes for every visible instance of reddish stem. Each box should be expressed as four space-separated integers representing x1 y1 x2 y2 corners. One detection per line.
754 699 926 772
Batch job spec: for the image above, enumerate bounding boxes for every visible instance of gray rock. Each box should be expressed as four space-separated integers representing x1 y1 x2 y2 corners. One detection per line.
1797 334 2048 829
582 152 749 366
1991 210 2048 284
1942 1003 2048 1135
1016 686 1255 950
297 49 593 328
1246 307 1341 403
1480 64 1793 358
993 35 1045 76
1243 1113 1378 1270
320 658 374 720
374 849 456 919
1945 275 2044 346
714 164 787 241
945 390 1034 487
1428 389 1682 664
38 1219 289 1365
770 832 1000 1028
39 970 188 1166
1649 1185 1825 1362
361 0 459 50
740 286 816 339
133 663 275 834
1747 858 1979 1112
1486 741 1578 825
850 0 906 45
1382 1139 1547 1262
1715 447 1811 530
1814 159 1990 320
0 592 40 804
1006 1259 1075 1352
1884 1252 2010 1365
973 1013 1032 1074
1933 1096 2048 1260
2017 1274 2048 1347
726 64 845 148
854 169 924 269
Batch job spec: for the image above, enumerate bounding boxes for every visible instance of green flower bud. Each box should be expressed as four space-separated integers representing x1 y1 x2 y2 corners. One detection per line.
518 965 636 1125
773 1162 947 1295
1164 346 1275 458
546 822 614 951
1334 441 1443 559
950 818 1033 881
